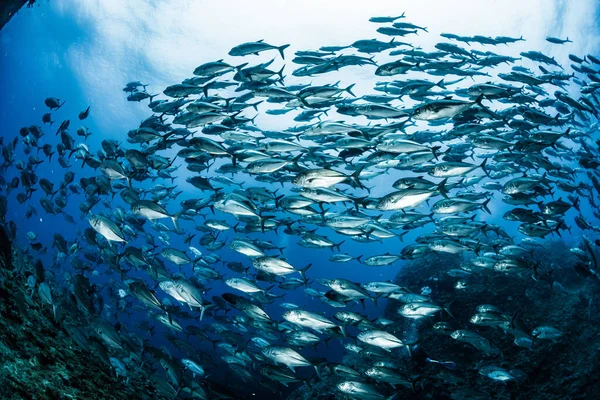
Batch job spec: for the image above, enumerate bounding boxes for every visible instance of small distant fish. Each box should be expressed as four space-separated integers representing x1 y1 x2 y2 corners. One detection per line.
78 106 90 120
426 357 457 370
546 36 572 44
44 97 64 110
368 13 405 23
42 113 54 125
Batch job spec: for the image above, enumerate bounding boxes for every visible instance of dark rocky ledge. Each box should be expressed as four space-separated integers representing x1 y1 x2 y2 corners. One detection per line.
1 0 29 32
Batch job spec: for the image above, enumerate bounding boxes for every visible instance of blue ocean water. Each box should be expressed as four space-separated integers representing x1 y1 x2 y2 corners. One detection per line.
2 1 600 399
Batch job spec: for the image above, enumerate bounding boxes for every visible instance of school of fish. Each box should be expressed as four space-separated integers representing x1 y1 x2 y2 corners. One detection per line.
2 11 600 400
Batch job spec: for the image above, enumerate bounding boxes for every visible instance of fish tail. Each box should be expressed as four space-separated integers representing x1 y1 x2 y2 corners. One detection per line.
437 178 449 198
345 83 356 97
171 211 182 232
480 158 490 177
373 293 383 307
299 263 312 281
481 198 492 215
474 93 485 105
350 166 367 191
274 194 285 209
251 100 263 111
554 224 563 238
202 82 211 97
573 196 581 212
278 44 291 60
352 196 366 212
398 231 408 242
443 301 455 318
277 65 285 81
313 365 320 378
258 214 275 232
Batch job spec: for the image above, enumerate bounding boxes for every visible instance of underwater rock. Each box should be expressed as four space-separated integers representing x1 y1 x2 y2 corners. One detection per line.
0 226 12 270
0 225 160 399
372 243 600 399
0 0 29 32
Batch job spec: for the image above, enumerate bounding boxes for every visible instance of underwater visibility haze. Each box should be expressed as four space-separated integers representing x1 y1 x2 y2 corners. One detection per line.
2 0 600 398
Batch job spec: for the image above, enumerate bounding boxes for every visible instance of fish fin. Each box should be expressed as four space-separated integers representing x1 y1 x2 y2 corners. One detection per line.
373 293 382 307
299 263 312 281
277 65 285 81
398 231 408 243
349 166 367 191
437 178 449 198
278 44 291 60
258 214 276 233
345 83 356 97
443 301 455 318
480 158 490 177
171 211 183 233
554 224 562 238
481 198 492 215
313 365 321 378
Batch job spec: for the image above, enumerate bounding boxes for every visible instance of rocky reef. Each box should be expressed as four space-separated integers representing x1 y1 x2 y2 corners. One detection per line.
0 0 29 31
0 225 159 400
380 244 600 399
289 241 600 400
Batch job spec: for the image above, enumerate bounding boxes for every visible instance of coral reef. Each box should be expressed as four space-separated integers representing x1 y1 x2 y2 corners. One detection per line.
288 242 600 400
381 244 600 399
0 226 158 400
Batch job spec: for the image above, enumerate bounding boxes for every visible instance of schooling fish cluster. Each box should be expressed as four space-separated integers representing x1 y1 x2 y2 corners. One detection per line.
1 11 600 400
